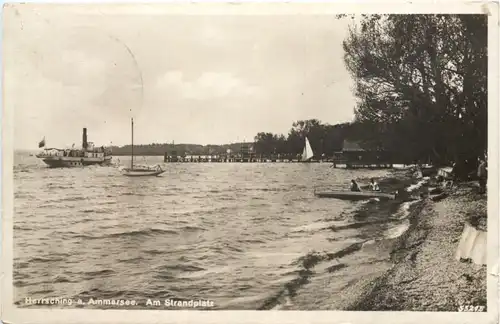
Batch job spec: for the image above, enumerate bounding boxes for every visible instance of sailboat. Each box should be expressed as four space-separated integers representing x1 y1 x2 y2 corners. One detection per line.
301 136 314 162
121 118 165 177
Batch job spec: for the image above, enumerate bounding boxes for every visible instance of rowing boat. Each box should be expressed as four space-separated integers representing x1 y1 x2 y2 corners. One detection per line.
314 190 396 200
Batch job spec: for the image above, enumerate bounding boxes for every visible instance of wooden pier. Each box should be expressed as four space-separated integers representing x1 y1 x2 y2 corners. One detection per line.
164 143 316 162
163 153 325 163
161 154 394 168
162 139 394 168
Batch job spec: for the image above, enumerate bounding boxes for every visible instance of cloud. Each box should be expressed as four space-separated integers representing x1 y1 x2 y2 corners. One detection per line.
157 71 260 100
5 6 356 148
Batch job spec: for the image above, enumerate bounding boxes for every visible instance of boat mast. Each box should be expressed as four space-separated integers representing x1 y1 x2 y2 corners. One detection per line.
131 118 134 169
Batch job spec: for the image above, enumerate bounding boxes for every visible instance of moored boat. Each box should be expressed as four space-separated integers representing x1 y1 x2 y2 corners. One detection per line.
121 164 164 177
120 118 165 177
314 190 396 200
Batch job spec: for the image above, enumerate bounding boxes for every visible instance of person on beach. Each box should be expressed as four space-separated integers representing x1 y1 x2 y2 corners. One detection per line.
369 178 380 191
350 180 361 192
477 157 487 194
414 166 423 179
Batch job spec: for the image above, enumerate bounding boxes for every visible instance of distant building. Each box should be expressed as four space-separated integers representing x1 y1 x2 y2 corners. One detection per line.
240 143 253 162
333 140 392 167
164 149 179 162
342 140 365 153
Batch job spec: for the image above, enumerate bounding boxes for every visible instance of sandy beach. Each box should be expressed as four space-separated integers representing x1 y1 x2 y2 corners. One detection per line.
349 180 487 311
279 168 488 311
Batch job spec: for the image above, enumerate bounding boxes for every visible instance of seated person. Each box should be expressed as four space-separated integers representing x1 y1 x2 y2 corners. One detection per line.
369 178 380 191
350 180 361 192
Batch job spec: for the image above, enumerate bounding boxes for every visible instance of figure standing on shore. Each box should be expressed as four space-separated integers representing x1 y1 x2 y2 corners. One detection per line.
414 166 423 179
477 157 487 194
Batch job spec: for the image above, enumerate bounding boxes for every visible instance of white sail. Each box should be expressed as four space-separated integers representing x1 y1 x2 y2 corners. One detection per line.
302 137 314 161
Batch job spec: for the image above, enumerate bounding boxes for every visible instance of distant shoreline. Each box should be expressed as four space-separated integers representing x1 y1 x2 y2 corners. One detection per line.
16 141 253 157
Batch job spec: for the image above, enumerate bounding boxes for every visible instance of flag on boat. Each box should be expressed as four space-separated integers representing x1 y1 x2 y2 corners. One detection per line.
38 137 46 148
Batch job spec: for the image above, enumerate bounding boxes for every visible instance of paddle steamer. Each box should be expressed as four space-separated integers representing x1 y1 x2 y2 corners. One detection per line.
36 128 112 168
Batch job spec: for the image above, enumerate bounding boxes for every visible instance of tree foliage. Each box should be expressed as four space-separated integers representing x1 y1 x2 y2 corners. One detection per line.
341 14 487 167
253 120 354 157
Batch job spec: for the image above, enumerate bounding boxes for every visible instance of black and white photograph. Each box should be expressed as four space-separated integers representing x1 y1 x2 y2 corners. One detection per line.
1 2 498 324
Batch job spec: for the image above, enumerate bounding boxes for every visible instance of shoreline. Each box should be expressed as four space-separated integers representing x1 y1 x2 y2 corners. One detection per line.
262 168 417 311
277 168 487 312
347 178 487 311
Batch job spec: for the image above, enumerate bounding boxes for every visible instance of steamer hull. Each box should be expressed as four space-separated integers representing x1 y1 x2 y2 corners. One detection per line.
37 156 112 168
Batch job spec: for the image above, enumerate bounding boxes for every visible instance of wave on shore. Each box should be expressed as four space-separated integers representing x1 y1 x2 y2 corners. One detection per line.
257 171 422 310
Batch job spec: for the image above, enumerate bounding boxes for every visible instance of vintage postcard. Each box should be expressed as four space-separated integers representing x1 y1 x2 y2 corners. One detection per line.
1 1 499 324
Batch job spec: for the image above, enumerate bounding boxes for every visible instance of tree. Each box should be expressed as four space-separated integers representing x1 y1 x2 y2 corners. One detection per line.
253 132 286 155
341 14 487 168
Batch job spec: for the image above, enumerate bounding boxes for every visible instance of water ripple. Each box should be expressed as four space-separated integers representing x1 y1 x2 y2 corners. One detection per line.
13 152 406 309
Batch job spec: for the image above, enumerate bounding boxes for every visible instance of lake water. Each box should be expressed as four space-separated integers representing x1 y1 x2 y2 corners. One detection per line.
13 152 411 310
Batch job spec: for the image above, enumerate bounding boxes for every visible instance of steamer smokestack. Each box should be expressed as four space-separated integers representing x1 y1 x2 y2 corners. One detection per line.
82 128 88 149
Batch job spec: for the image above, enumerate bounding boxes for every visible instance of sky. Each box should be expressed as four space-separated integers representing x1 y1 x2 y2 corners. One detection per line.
4 5 358 149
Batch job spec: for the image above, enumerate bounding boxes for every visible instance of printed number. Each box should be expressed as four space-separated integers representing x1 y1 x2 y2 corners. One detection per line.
458 305 485 312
